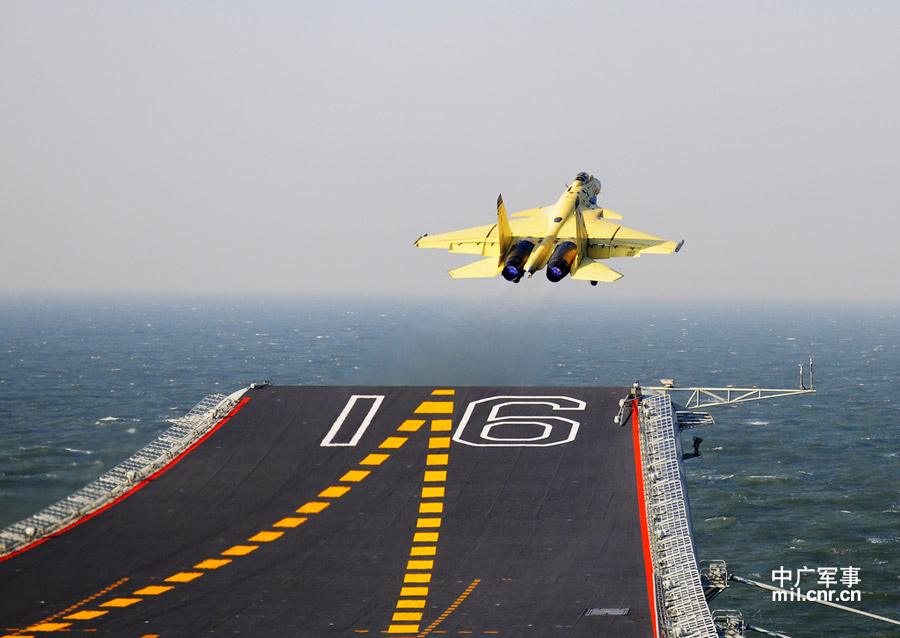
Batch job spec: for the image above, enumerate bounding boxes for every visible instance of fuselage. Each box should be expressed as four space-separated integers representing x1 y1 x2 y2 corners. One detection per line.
521 172 600 277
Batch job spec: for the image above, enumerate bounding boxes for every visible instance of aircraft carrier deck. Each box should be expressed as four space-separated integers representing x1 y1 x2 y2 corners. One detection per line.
0 386 716 637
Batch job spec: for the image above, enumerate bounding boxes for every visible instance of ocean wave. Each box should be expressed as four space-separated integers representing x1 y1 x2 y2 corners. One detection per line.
866 536 897 545
704 516 734 523
745 474 790 483
63 447 93 455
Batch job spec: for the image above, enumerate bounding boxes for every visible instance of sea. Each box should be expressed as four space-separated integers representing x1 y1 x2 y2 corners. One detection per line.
1 294 898 637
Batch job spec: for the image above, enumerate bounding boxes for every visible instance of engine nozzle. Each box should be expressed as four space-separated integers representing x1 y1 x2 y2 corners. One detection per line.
502 240 535 283
546 241 578 282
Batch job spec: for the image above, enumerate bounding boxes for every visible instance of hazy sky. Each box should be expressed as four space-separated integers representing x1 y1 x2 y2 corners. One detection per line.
2 1 899 303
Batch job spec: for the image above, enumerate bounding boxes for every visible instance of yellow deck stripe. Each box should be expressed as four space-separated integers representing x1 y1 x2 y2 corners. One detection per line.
360 453 390 465
297 501 330 514
413 532 439 543
428 437 451 449
248 531 284 542
319 486 351 498
414 401 453 414
165 572 203 583
100 598 142 608
340 470 371 482
380 437 408 449
64 610 108 620
274 516 307 527
419 502 443 513
134 585 175 595
392 612 423 621
430 419 453 431
25 622 71 631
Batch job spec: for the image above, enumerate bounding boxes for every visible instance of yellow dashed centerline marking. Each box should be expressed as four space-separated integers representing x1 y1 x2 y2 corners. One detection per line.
222 545 258 556
380 436 408 449
431 389 455 396
384 397 455 637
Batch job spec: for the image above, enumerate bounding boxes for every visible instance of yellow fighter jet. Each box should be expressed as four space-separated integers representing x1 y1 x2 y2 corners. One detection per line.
415 172 684 285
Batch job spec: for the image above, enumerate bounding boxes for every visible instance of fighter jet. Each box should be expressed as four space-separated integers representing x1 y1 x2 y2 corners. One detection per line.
415 172 683 285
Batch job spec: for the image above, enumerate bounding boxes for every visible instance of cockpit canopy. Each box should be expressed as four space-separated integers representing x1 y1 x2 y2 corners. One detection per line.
575 171 592 183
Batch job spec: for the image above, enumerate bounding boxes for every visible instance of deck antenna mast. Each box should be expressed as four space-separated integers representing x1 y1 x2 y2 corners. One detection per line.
799 356 814 391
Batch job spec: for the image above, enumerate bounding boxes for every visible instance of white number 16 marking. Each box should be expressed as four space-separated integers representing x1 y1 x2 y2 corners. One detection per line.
452 395 586 447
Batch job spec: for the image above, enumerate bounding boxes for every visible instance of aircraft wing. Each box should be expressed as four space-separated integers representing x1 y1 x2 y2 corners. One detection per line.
414 207 552 257
568 214 683 260
414 222 503 256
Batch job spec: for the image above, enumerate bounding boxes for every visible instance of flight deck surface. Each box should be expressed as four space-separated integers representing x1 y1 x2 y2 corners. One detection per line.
1 386 654 637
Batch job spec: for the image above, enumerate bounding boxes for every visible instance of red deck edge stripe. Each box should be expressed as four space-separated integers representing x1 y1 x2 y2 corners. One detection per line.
632 398 660 638
0 395 251 563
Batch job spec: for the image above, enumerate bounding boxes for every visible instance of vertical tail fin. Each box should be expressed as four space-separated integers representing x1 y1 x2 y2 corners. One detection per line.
574 206 589 266
496 195 514 265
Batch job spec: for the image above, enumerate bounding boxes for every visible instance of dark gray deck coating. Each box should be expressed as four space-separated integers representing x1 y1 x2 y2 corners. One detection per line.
0 386 653 637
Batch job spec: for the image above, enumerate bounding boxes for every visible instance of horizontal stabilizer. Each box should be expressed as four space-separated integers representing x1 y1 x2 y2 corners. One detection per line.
584 207 623 220
571 258 623 283
597 208 623 220
448 257 503 279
